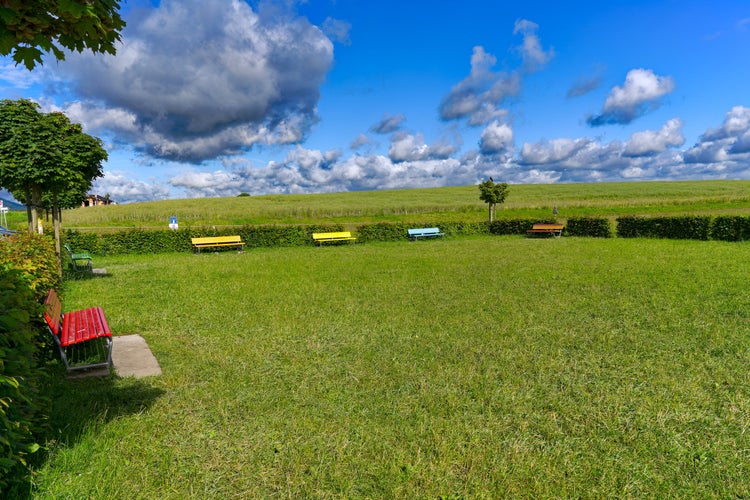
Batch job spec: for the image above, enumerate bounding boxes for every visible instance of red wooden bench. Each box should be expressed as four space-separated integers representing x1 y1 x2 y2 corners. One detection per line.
43 289 113 374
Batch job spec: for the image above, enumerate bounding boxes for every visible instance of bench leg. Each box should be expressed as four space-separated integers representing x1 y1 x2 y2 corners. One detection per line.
52 335 112 374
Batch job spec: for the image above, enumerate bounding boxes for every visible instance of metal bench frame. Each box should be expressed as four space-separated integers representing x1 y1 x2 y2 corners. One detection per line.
64 242 93 272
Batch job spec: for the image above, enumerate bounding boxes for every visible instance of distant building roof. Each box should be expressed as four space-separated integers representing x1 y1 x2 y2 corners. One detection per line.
82 194 115 207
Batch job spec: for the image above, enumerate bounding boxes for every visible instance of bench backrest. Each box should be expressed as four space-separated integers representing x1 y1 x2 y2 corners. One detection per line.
191 236 243 244
312 231 352 240
408 227 441 236
531 224 564 230
44 289 62 336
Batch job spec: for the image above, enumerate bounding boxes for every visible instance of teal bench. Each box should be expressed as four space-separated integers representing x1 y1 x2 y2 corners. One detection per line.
408 227 444 240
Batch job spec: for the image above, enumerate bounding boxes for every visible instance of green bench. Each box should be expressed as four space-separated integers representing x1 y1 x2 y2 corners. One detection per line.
312 231 357 245
191 235 245 253
64 243 93 272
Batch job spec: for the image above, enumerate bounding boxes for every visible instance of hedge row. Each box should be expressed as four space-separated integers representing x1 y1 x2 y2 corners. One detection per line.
613 215 750 240
0 233 62 494
65 219 565 253
63 215 750 257
64 224 344 255
62 218 610 254
566 217 613 238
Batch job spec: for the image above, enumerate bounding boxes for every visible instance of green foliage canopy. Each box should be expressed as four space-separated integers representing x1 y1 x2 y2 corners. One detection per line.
478 178 509 222
0 0 125 70
0 232 61 493
0 99 107 230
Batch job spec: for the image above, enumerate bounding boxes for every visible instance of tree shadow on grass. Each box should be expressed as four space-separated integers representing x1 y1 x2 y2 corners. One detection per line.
9 361 165 499
17 365 166 498
62 267 113 281
43 368 165 441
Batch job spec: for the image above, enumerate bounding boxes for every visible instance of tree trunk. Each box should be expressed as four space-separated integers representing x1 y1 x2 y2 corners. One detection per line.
24 186 33 232
52 191 62 275
31 185 43 234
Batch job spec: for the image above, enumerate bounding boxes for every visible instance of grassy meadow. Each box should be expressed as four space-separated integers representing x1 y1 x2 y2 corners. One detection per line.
6 179 747 230
32 235 750 497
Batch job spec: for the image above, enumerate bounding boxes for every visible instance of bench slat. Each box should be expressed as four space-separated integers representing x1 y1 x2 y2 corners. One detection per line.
61 307 112 346
44 289 62 335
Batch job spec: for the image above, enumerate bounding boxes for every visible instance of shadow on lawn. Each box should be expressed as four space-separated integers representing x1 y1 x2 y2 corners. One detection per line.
62 268 114 281
42 369 164 443
7 369 165 498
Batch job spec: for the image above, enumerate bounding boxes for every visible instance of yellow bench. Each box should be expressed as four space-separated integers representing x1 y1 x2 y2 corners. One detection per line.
526 223 564 238
191 235 245 253
312 231 357 245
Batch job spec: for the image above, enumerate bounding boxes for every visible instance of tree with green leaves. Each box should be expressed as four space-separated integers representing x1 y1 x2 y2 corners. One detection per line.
0 0 126 70
478 177 509 223
0 99 107 257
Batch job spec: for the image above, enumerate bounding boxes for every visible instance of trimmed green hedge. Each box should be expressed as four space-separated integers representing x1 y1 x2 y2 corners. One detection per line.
0 267 42 493
0 232 62 298
63 215 750 257
0 233 61 494
64 224 345 255
357 222 410 243
710 216 750 241
566 217 612 238
61 218 579 256
617 216 712 240
489 219 533 235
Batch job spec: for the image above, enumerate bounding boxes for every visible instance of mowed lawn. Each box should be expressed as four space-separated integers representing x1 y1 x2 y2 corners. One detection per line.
35 236 750 498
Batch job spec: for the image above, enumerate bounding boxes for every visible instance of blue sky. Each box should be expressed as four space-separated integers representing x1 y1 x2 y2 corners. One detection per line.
2 0 750 203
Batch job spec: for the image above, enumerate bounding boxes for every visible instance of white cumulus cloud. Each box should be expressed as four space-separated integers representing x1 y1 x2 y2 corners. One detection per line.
624 118 685 156
588 69 675 126
53 0 333 162
479 121 514 154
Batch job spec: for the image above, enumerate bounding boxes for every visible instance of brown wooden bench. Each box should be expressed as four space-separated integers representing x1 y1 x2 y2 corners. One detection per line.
43 289 113 374
526 223 564 238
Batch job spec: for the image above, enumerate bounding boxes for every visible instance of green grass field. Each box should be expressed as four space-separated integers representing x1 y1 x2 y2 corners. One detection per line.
32 236 750 498
5 179 749 230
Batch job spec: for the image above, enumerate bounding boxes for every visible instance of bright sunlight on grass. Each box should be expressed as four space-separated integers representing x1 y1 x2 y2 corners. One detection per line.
33 236 750 497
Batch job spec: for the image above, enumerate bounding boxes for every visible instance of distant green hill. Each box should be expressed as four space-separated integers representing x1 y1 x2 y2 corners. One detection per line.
60 180 750 229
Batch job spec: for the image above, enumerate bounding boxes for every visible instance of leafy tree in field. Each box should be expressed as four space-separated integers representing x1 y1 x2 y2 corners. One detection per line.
478 177 509 223
0 99 107 258
0 0 125 70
